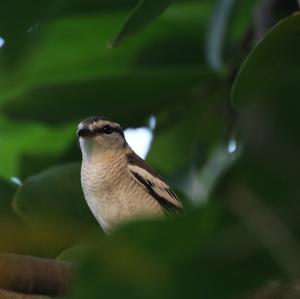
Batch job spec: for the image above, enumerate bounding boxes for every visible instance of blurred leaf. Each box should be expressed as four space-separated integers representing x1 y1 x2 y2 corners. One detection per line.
230 12 300 214
0 0 137 37
0 117 75 178
227 0 255 41
13 163 101 256
216 99 300 243
1 1 299 297
57 244 95 263
2 69 212 126
147 85 228 174
0 14 131 104
0 2 211 105
215 143 300 277
58 205 284 299
0 0 137 66
232 13 300 108
0 178 40 254
148 111 200 174
229 15 300 222
110 0 174 48
0 177 17 216
0 2 213 126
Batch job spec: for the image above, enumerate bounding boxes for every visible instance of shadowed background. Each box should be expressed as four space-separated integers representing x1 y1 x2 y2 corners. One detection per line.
1 0 300 298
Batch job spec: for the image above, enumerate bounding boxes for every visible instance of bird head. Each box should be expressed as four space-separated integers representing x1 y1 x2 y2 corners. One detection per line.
77 116 127 160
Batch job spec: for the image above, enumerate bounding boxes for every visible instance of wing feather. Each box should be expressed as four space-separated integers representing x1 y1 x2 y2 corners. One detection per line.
127 152 182 214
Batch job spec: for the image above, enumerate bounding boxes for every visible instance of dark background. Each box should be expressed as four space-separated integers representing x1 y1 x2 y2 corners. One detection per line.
1 0 300 298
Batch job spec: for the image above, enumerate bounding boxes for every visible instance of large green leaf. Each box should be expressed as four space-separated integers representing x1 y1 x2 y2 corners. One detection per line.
0 3 213 126
58 204 284 299
0 117 75 178
0 14 132 104
2 68 211 125
230 11 300 213
232 13 300 108
227 0 256 41
0 2 211 105
229 13 300 237
13 163 101 256
218 95 300 248
0 0 137 66
110 0 174 47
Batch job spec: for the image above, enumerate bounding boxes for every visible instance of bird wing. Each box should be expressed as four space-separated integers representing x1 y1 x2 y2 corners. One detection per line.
127 152 182 214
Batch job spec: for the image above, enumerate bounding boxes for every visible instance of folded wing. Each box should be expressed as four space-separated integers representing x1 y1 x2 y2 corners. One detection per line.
127 152 182 214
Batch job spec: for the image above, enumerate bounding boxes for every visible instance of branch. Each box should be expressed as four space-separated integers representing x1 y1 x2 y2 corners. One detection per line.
0 288 49 299
0 253 73 296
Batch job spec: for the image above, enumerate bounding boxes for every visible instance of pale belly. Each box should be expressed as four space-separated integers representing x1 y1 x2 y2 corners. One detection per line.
84 193 112 233
81 161 163 233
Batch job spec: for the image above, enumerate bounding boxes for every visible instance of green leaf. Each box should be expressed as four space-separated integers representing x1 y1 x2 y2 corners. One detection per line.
232 13 300 108
228 14 300 236
227 0 256 41
230 14 300 224
2 68 212 126
216 97 300 242
147 85 228 174
109 0 174 48
0 0 137 66
0 117 75 178
60 204 284 299
0 177 17 216
0 3 211 105
13 163 101 256
57 244 95 263
0 3 213 125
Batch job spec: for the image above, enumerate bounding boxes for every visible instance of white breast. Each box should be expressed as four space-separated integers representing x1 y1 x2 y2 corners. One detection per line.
80 156 164 233
81 160 119 233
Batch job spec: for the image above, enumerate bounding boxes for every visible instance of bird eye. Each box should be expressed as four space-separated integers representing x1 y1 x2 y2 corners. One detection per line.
102 125 113 135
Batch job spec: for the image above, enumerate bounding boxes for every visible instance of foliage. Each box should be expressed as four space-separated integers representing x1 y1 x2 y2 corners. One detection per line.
1 0 300 298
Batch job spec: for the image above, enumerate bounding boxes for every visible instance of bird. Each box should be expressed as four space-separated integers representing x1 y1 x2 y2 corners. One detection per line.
77 116 182 233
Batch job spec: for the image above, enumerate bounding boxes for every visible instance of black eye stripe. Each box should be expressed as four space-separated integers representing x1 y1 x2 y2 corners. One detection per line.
94 126 124 136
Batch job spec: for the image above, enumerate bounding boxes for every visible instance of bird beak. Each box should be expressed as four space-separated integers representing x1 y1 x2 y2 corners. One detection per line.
77 127 93 137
